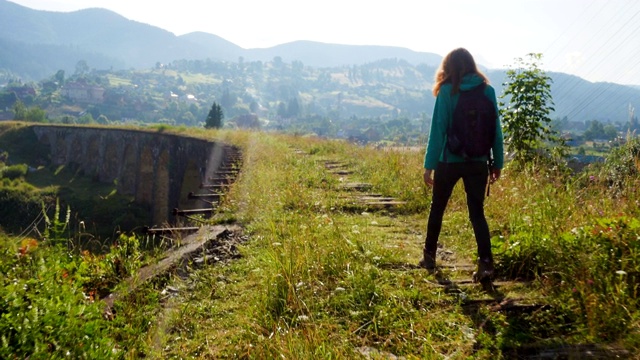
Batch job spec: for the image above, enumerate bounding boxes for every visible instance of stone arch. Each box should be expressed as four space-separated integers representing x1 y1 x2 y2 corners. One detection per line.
36 133 51 166
136 146 154 205
68 136 83 174
84 136 100 178
54 135 67 166
178 159 204 210
100 140 119 183
153 149 170 226
119 143 138 195
38 132 51 148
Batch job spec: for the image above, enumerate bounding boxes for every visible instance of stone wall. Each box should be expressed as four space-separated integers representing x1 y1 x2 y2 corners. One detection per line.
30 125 235 226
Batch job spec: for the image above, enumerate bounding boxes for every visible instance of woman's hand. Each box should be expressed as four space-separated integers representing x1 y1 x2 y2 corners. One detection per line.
490 168 501 183
423 169 434 187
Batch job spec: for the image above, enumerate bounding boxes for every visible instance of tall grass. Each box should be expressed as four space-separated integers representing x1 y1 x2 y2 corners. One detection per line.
3 124 640 357
182 131 640 357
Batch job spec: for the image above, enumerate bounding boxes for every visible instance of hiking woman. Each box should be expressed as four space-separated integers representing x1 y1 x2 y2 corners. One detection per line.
421 47 504 281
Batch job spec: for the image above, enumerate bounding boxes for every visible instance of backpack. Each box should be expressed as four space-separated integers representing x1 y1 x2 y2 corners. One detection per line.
446 83 497 160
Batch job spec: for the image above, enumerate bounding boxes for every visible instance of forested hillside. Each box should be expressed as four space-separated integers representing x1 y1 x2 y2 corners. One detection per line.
1 0 639 134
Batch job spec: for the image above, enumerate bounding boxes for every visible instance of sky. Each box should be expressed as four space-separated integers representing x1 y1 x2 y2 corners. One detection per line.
8 0 640 85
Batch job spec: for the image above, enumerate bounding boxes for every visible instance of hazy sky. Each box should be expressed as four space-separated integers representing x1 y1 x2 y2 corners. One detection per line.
8 0 640 85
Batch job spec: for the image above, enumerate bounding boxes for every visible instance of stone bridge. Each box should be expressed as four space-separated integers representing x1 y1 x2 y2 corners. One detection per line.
30 125 239 226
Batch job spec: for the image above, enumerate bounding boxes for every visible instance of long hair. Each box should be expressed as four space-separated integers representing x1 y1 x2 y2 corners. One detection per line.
432 48 489 96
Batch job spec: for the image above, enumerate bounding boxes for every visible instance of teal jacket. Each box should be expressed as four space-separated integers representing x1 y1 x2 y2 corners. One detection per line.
423 74 504 170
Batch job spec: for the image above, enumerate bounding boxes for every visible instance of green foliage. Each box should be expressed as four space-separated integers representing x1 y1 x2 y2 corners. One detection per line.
12 100 46 123
493 232 553 280
554 216 640 339
0 163 27 180
584 119 618 141
42 199 71 246
77 233 143 298
0 124 50 165
0 226 149 358
0 186 55 235
0 237 116 358
106 233 142 279
596 133 640 192
205 101 224 129
12 100 27 120
25 106 47 123
3 126 640 356
499 53 566 166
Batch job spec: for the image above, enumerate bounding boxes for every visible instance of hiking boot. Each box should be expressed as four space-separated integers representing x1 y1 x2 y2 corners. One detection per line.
472 258 495 282
418 253 436 271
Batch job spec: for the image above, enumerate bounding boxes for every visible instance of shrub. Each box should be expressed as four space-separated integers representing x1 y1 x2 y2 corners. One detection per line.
553 216 640 339
499 53 568 168
0 241 116 358
0 164 28 180
597 134 640 192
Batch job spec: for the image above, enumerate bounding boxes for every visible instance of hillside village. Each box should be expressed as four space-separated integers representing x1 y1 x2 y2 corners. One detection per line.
1 58 640 152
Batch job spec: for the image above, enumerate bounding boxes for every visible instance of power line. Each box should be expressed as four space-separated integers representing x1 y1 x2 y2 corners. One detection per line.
559 10 640 121
549 0 639 96
543 0 603 67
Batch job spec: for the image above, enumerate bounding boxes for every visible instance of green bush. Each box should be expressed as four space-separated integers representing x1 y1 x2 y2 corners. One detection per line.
529 216 640 339
597 135 640 192
0 240 116 358
0 187 54 234
0 164 28 180
553 216 640 339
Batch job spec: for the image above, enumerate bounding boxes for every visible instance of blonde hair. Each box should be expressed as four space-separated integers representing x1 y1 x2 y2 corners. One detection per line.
432 48 489 96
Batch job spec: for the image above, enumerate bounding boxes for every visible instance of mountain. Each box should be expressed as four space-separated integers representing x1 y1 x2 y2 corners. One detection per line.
0 0 441 79
0 0 638 124
485 69 638 124
244 40 442 68
0 1 199 70
177 32 246 61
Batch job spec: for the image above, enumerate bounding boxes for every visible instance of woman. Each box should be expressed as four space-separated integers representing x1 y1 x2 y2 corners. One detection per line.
421 48 504 282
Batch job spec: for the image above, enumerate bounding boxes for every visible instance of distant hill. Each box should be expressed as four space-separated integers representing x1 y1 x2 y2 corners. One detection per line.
242 40 442 68
0 0 639 123
485 69 639 124
0 0 441 76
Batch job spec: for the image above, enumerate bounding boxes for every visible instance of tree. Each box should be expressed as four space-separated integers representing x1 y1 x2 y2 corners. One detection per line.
499 53 565 165
75 60 89 76
583 120 605 141
96 115 110 125
603 124 618 140
205 102 224 129
286 97 300 118
12 100 26 120
25 106 46 123
54 70 65 85
221 87 235 109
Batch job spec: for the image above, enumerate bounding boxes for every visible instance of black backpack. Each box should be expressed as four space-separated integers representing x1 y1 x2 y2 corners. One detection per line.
446 83 497 160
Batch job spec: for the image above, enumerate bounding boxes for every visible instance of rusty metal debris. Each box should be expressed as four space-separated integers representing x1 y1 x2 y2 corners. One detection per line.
143 226 200 234
188 192 222 200
172 207 214 216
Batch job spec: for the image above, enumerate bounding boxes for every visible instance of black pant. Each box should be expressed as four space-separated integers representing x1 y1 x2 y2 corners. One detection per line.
424 161 492 261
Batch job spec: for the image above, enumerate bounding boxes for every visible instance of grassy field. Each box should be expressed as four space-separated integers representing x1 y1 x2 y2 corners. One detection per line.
1 124 640 358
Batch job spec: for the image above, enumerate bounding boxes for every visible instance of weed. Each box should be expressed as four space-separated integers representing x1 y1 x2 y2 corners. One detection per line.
42 198 71 246
3 124 640 357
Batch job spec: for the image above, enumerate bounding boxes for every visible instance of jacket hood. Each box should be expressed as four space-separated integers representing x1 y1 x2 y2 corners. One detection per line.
459 74 485 91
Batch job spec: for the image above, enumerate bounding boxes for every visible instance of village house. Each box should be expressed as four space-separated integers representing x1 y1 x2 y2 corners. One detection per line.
61 82 105 103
